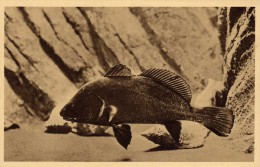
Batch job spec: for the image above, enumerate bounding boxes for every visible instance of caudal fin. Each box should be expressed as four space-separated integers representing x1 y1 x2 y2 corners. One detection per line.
192 107 234 137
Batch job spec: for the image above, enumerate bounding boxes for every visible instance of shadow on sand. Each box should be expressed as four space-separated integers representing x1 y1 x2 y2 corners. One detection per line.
145 146 178 152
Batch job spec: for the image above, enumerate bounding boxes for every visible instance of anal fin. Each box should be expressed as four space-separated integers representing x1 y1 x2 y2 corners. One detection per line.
164 121 182 146
113 124 132 149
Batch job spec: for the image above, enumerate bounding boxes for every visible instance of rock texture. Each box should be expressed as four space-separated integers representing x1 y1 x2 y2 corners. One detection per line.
4 119 20 131
4 7 222 125
216 7 255 153
141 122 209 149
139 7 255 152
129 8 223 91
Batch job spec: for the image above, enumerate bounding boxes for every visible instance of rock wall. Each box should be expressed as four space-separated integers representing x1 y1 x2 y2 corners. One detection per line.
217 7 255 153
4 7 223 124
135 7 255 153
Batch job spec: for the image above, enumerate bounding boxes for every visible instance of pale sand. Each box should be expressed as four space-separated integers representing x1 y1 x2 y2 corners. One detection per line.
4 124 253 162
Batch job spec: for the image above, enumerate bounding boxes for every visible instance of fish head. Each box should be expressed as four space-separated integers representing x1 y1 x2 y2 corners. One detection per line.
60 85 104 124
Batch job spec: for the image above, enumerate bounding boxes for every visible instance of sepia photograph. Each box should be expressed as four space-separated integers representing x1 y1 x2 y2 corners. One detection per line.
2 2 257 164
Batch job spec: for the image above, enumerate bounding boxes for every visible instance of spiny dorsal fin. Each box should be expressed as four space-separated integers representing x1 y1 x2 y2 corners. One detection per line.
139 68 192 103
104 64 133 77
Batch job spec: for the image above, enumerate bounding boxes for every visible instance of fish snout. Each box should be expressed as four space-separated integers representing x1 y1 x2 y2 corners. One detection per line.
60 106 75 119
63 116 75 122
59 107 67 117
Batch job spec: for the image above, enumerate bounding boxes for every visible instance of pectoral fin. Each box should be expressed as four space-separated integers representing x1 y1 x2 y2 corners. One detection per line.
96 98 117 123
164 121 182 146
108 105 117 122
113 124 132 149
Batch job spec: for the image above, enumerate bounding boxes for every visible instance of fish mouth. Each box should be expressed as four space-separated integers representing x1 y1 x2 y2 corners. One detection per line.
62 117 88 123
63 117 76 122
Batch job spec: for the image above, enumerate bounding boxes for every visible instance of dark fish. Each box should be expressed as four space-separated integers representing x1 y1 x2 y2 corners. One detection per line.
60 64 234 149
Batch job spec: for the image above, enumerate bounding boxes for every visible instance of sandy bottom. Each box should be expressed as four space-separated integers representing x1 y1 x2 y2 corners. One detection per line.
5 124 253 162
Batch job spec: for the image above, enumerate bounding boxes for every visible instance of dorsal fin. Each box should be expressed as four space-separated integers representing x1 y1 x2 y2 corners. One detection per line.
139 68 192 103
104 64 133 77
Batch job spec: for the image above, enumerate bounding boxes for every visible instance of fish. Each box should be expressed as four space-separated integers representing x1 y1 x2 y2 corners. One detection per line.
60 64 234 149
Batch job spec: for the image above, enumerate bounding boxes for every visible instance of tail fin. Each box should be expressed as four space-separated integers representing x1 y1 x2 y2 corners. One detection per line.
192 107 234 137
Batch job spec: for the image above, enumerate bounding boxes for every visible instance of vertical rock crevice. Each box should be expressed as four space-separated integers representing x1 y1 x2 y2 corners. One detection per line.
228 7 246 33
5 68 55 120
5 34 38 71
217 8 227 55
5 7 78 121
114 33 145 71
78 7 121 72
18 7 86 85
62 8 91 52
4 37 55 121
129 8 184 77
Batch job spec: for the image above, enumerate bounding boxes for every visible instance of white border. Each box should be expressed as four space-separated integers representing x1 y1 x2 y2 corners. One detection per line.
0 0 259 167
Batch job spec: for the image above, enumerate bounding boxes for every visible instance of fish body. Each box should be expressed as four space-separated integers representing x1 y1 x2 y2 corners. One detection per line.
60 64 234 149
64 76 191 125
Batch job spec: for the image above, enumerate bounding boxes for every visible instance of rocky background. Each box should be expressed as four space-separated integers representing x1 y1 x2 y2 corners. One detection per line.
217 7 255 153
4 7 254 155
